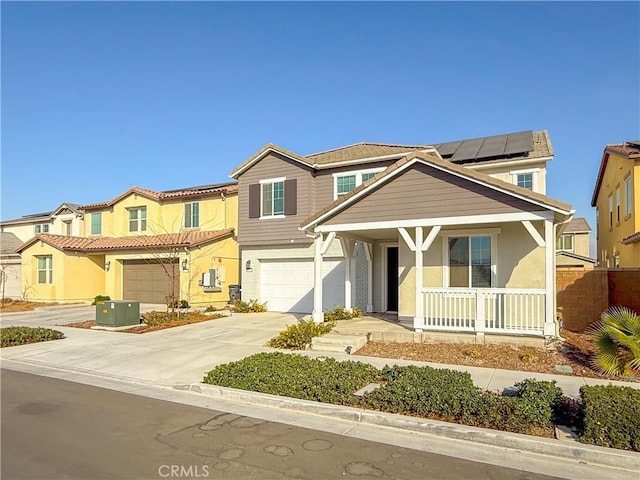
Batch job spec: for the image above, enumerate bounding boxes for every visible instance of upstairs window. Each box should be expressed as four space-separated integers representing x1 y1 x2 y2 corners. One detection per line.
615 185 621 224
128 207 147 232
608 195 613 228
333 168 384 199
37 255 53 284
261 179 285 217
517 173 533 190
34 224 49 234
556 234 574 252
185 202 200 228
91 213 102 235
625 176 633 217
448 236 492 288
63 220 72 236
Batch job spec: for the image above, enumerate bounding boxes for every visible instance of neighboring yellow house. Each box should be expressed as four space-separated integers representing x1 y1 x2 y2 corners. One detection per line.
17 183 239 307
592 141 640 267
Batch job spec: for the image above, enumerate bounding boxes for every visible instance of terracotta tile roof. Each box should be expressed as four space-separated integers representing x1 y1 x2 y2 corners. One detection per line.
622 231 640 245
592 141 640 206
81 183 237 210
563 217 591 233
17 229 234 254
300 151 573 230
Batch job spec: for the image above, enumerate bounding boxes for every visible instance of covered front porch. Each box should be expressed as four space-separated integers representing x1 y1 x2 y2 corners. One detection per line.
308 213 559 340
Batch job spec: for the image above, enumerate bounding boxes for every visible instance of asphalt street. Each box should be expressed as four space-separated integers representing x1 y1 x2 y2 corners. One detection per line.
1 369 562 480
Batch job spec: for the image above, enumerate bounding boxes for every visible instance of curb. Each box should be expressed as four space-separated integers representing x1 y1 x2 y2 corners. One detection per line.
176 383 640 472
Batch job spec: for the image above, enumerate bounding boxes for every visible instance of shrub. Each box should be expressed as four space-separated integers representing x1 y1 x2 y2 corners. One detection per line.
514 379 565 425
232 299 267 313
267 319 335 350
91 295 111 305
1 326 64 348
141 310 174 327
324 306 363 322
588 306 640 376
580 385 640 451
203 352 378 405
204 305 216 312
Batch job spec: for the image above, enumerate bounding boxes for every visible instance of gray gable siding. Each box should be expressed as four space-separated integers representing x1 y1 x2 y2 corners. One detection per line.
322 163 540 226
237 152 314 246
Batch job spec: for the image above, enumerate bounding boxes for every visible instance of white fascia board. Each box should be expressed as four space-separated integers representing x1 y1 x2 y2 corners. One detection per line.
314 211 554 234
467 156 553 171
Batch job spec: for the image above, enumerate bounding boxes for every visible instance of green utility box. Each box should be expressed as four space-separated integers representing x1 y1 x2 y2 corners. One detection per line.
95 301 140 327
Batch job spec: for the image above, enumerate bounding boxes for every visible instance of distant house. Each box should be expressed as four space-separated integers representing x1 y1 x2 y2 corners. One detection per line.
0 203 84 242
230 130 574 341
556 217 596 268
591 141 640 267
0 232 23 299
14 183 239 306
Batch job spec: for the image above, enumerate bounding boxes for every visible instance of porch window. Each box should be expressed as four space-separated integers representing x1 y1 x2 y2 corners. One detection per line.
448 236 492 288
37 255 53 284
129 207 147 232
184 202 200 228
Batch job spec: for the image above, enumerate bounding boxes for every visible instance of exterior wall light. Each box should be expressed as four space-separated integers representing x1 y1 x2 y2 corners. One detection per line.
105 261 111 272
181 259 188 271
245 260 252 272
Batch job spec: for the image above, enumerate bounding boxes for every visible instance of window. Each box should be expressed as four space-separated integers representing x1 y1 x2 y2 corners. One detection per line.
333 168 384 199
129 207 147 232
37 255 53 284
448 236 492 288
615 185 621 224
556 234 574 251
608 195 613 228
63 220 72 236
91 213 102 235
261 179 284 217
516 173 533 190
184 202 200 228
34 224 49 234
626 176 633 217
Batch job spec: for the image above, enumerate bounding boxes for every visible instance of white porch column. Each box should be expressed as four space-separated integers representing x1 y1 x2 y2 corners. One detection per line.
340 238 356 312
312 233 324 324
364 242 373 312
414 226 424 330
543 219 556 337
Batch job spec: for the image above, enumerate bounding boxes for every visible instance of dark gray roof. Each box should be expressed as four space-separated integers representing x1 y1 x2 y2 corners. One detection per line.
0 232 23 255
433 131 534 163
564 217 591 233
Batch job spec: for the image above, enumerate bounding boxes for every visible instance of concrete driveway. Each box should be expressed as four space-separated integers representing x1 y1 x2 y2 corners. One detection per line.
1 306 297 385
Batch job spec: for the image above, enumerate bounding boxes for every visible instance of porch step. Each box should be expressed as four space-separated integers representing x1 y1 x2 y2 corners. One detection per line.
311 333 368 354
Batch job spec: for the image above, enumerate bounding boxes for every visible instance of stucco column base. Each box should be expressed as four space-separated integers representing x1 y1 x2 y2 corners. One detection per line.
544 321 557 338
366 304 373 313
312 310 324 324
475 332 485 343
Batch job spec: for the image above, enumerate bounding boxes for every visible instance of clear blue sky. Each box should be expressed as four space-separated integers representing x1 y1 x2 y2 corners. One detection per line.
2 2 639 243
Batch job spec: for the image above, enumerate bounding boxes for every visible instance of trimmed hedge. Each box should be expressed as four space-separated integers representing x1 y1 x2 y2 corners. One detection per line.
580 385 640 451
267 320 335 350
204 352 377 405
1 326 64 348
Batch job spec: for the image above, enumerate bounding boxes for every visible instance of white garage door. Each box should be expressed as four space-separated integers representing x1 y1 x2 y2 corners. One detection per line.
260 258 345 313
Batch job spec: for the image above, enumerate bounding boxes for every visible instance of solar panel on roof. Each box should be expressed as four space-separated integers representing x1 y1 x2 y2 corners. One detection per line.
476 135 508 159
504 131 533 155
434 141 463 157
451 138 484 161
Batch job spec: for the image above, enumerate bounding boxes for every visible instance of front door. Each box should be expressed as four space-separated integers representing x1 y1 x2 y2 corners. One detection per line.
386 246 398 312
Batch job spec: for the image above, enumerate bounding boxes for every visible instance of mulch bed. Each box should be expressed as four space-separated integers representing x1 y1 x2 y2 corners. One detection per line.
355 328 638 381
0 300 59 312
64 311 224 334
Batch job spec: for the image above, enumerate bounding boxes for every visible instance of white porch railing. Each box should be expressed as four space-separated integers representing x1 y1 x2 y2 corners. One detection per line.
419 288 546 335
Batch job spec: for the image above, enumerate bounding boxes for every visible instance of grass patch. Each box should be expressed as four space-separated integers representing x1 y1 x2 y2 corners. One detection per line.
1 326 64 347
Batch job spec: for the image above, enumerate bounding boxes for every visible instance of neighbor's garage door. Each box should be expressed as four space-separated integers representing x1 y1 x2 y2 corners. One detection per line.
260 258 344 313
122 260 178 304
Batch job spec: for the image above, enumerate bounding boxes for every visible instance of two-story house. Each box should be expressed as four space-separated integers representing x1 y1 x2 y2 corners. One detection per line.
230 130 574 341
0 203 84 241
592 141 640 267
555 217 596 268
16 182 239 306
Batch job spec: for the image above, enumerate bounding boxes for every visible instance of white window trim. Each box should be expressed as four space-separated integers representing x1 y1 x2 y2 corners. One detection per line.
557 233 574 252
37 255 53 284
510 168 540 192
625 175 633 217
128 206 147 232
34 223 50 234
333 168 385 200
184 201 200 229
442 231 498 288
259 177 286 220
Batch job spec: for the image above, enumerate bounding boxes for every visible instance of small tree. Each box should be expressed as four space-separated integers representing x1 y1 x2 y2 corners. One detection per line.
588 306 640 376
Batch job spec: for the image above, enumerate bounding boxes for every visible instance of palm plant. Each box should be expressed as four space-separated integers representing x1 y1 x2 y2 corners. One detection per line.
588 306 640 376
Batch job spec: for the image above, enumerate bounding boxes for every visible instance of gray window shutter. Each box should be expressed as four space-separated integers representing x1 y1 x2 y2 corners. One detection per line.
248 184 260 218
284 179 297 216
